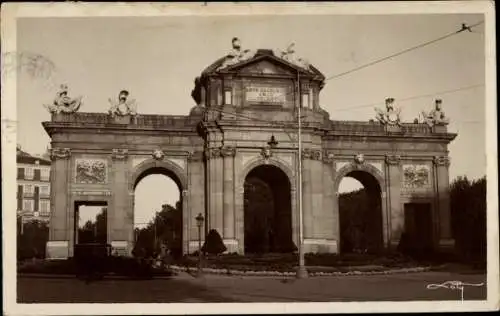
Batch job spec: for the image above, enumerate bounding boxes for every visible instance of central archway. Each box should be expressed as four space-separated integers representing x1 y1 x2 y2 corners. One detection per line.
243 164 294 254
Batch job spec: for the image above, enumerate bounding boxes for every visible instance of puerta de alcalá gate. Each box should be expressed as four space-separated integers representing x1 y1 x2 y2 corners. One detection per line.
42 39 456 259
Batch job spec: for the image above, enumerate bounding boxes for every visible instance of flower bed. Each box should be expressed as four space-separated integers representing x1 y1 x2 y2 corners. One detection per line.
168 252 431 277
174 252 417 270
169 264 430 277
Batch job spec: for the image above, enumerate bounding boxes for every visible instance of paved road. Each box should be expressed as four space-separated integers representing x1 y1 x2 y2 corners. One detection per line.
17 271 486 303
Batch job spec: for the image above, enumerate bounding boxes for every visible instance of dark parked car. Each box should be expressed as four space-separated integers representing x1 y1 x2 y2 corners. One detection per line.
74 243 155 280
74 243 112 280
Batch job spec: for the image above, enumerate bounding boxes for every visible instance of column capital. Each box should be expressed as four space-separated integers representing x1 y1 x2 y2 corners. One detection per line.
50 148 71 160
385 154 401 165
204 147 221 160
302 148 321 161
322 150 335 163
187 150 204 162
220 146 236 157
111 148 128 160
433 155 451 167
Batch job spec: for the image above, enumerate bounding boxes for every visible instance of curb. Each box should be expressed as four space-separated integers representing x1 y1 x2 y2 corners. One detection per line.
18 272 178 280
169 265 435 277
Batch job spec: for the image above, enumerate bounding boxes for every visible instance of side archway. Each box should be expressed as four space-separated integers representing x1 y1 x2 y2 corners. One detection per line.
129 158 188 192
334 162 388 252
129 158 189 256
333 163 385 191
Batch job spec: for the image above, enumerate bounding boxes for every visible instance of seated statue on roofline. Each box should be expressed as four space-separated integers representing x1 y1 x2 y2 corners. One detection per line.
217 37 256 70
108 90 137 117
274 42 311 71
44 84 83 114
375 97 401 126
421 99 449 127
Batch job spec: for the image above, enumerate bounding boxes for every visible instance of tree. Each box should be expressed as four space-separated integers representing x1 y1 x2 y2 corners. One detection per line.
450 176 486 263
77 208 107 244
133 202 183 258
339 188 369 252
17 219 49 260
201 229 227 255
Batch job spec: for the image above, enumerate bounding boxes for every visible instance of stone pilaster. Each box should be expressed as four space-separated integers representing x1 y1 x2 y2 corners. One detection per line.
433 155 453 248
318 151 338 253
301 149 314 240
187 151 205 253
221 146 237 251
310 150 323 237
206 147 224 235
110 149 131 254
46 148 71 259
385 154 403 248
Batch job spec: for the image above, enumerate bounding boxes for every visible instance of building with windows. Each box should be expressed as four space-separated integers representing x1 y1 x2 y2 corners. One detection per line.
17 145 51 224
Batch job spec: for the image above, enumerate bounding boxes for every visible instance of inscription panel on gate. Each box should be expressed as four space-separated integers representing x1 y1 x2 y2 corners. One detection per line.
245 86 286 105
75 159 107 184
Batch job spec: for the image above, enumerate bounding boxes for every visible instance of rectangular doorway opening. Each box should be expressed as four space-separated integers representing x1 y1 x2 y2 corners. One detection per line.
403 203 433 257
74 201 108 245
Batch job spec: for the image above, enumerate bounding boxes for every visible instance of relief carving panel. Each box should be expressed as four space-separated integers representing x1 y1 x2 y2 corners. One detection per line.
75 159 107 184
402 164 431 190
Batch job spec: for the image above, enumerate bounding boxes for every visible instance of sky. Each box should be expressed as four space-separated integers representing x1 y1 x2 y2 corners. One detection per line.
16 14 487 225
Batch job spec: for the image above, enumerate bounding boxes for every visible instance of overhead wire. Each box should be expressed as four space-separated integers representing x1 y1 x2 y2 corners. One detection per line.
202 21 485 131
333 83 485 112
207 81 484 125
325 21 484 81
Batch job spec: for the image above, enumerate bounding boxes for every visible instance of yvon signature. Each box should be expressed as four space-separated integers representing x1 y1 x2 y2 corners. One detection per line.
426 280 485 301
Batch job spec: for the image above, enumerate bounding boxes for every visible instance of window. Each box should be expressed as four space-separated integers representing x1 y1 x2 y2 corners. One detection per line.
40 185 50 196
39 200 50 214
41 168 50 181
23 199 34 211
24 184 34 195
25 167 34 180
224 90 232 105
309 88 314 109
301 93 310 109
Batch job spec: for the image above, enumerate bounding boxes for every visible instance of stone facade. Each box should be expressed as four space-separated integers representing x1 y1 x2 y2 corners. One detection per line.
42 48 456 258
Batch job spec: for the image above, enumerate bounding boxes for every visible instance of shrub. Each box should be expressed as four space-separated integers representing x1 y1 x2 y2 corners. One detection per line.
201 229 227 255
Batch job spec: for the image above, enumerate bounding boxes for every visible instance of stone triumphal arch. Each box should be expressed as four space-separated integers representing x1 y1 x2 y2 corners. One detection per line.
43 39 456 259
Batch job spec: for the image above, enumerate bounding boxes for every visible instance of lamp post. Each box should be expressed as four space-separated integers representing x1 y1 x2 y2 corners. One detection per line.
195 213 205 277
296 70 308 279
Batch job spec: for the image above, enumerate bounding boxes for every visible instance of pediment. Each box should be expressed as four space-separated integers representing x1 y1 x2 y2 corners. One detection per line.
225 55 314 77
235 59 297 76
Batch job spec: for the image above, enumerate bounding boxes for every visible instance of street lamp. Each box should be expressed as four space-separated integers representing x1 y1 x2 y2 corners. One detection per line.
296 70 308 279
195 213 205 277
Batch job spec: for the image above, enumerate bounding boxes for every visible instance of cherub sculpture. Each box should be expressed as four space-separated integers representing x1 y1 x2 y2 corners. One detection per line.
375 98 401 126
108 90 137 117
218 37 256 70
44 84 83 114
421 99 449 127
